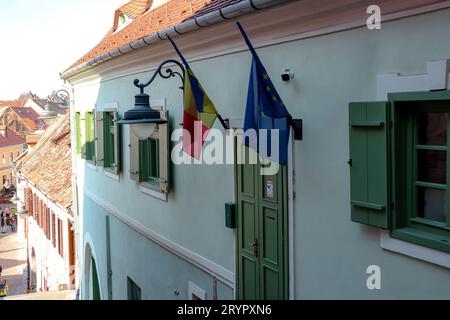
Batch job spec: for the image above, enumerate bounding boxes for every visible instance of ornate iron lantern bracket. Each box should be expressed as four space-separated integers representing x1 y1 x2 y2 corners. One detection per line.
133 59 185 94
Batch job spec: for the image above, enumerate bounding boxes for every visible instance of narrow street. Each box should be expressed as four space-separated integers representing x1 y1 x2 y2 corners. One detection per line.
0 229 26 296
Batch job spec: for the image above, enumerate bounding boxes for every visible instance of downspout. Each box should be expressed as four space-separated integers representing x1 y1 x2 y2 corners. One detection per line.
64 80 82 299
61 0 292 79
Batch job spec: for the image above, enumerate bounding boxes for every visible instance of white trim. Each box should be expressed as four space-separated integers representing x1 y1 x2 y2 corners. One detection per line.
140 184 167 202
101 102 119 112
377 59 450 100
86 162 98 171
188 281 207 300
150 98 166 110
380 230 450 269
83 232 104 300
83 188 235 288
66 1 450 87
104 169 120 182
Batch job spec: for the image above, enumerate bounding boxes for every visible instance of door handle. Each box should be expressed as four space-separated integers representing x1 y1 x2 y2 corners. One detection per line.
249 239 258 257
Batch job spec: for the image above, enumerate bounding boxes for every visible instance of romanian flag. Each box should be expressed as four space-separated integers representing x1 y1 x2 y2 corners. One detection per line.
169 37 219 159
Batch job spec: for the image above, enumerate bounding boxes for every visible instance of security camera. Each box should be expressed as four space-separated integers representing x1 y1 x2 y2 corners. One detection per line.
281 69 294 82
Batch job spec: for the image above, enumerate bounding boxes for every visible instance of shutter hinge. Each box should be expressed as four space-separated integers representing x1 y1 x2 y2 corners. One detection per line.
347 159 353 166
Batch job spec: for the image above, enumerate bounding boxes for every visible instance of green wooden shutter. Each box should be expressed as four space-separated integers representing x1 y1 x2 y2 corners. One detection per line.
129 127 140 182
113 111 121 174
96 111 104 167
139 139 149 183
81 115 87 160
75 112 81 155
159 110 169 193
349 101 390 229
85 112 96 162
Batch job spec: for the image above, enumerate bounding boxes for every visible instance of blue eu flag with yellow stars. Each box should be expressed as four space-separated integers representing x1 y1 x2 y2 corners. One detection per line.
237 22 292 165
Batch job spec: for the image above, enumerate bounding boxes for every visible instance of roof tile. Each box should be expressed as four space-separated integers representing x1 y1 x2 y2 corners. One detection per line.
67 0 240 71
16 115 72 210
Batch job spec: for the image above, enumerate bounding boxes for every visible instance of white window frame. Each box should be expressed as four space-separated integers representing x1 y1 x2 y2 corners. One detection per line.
188 281 207 300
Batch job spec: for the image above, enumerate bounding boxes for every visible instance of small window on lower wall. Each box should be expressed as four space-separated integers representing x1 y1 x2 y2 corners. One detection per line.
127 277 141 300
188 281 206 300
349 91 450 254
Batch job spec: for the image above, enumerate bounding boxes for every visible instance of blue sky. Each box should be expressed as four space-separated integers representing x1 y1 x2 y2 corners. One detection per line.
0 0 126 99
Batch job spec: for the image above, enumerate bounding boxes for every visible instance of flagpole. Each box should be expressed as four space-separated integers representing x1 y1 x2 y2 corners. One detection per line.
167 35 229 130
236 22 261 63
217 114 229 130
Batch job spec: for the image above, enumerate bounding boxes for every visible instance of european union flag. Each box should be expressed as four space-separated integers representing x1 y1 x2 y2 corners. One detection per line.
237 22 292 165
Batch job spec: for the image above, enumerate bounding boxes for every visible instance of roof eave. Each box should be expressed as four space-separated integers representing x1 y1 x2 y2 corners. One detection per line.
61 0 291 79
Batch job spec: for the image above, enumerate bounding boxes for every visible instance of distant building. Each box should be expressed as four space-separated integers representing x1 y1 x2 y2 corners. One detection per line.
0 106 45 138
14 114 75 293
0 126 26 187
24 94 68 116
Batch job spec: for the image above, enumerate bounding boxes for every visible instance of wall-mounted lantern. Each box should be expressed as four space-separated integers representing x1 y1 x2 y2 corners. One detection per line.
116 59 185 139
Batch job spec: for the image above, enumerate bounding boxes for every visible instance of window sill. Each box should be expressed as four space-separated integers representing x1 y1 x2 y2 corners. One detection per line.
380 229 450 268
140 183 167 202
86 161 97 171
104 168 120 182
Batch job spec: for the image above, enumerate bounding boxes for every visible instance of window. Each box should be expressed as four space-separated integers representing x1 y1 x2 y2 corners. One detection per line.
51 213 56 248
127 277 141 300
75 112 81 155
98 110 121 174
129 110 170 195
139 138 160 183
45 207 50 240
2 175 6 185
2 154 5 165
188 281 206 300
58 219 64 257
84 111 96 163
9 152 13 163
349 91 450 254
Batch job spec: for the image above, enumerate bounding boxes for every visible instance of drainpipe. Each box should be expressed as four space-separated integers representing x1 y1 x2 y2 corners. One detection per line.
61 0 292 79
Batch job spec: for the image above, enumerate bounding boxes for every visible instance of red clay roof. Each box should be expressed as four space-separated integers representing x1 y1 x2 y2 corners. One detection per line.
0 100 26 108
16 115 72 210
10 107 40 123
118 0 152 20
0 128 26 148
67 0 240 71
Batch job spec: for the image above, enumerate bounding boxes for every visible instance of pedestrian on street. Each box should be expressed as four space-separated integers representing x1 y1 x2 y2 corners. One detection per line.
0 280 9 298
10 214 16 233
0 210 5 234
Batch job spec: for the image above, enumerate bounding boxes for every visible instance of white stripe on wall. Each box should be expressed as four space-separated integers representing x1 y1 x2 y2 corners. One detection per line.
83 188 235 289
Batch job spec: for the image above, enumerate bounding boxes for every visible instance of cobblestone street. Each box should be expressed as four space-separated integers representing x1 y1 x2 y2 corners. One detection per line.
0 229 26 297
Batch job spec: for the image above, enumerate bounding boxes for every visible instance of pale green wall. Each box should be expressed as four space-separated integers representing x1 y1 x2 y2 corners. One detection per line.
74 7 450 299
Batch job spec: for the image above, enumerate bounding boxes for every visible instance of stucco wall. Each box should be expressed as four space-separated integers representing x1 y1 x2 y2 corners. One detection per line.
74 7 450 299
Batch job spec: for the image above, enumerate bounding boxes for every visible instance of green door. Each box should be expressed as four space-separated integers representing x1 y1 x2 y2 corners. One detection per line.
236 146 288 300
91 258 101 300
